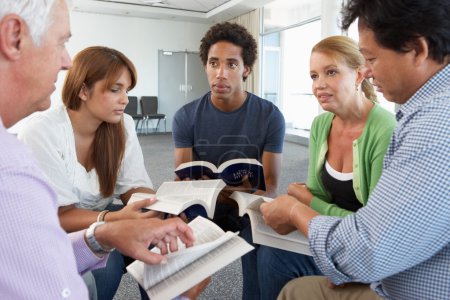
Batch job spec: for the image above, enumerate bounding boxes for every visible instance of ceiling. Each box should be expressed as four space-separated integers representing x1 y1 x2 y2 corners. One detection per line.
72 0 276 23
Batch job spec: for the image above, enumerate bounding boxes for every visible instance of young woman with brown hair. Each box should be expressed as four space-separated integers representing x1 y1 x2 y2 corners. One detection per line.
19 46 158 299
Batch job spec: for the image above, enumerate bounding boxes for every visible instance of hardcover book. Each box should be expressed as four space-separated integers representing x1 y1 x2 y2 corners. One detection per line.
174 158 266 191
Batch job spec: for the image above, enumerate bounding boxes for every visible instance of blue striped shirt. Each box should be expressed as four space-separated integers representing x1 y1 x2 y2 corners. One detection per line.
309 64 450 300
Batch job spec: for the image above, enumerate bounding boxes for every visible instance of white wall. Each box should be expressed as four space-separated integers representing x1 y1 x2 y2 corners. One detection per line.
9 11 210 133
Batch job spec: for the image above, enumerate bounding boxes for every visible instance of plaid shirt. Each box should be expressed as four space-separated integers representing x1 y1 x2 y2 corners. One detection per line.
309 64 450 300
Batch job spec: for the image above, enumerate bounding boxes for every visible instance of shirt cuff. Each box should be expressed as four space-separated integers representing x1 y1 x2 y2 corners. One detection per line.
309 215 352 285
69 230 109 274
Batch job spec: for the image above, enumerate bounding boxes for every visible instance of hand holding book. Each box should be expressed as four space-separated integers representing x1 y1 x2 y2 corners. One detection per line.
126 216 253 300
128 184 310 256
128 180 226 218
259 194 319 239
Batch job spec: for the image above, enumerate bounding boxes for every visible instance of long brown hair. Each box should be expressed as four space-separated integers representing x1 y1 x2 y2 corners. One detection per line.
312 35 377 102
62 46 137 197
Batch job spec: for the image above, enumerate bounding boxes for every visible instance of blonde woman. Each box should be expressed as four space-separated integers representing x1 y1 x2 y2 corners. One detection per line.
242 36 396 300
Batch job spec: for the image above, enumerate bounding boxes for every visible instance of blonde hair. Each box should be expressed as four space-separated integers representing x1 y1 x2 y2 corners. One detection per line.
312 35 377 102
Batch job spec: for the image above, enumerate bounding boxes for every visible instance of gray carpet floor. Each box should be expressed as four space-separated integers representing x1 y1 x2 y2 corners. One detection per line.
113 133 309 300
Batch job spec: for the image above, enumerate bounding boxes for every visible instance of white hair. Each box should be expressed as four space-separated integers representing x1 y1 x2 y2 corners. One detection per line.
0 0 60 46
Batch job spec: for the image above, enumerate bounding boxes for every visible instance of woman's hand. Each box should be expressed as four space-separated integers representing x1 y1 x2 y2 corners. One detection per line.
106 198 163 221
287 182 314 206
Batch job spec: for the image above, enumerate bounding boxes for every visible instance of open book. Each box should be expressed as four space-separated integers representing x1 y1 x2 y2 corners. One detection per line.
175 158 266 191
129 179 226 218
230 191 311 256
126 216 253 300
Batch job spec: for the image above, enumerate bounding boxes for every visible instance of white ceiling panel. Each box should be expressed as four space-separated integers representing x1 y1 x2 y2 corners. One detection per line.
72 0 276 23
94 0 232 13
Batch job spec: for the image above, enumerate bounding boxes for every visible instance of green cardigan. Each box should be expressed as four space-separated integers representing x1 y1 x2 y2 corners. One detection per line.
308 103 396 217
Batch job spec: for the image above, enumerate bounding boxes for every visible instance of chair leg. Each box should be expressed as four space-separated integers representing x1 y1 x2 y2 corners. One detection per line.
135 119 141 135
137 119 144 135
143 118 148 135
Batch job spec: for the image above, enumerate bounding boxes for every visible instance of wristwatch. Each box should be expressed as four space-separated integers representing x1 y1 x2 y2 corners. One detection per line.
85 221 115 254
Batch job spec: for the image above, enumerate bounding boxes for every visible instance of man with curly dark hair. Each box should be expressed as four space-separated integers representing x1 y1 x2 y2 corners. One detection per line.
172 24 285 289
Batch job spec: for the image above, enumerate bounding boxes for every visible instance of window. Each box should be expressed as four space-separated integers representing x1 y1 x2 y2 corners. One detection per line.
261 0 321 130
261 1 395 133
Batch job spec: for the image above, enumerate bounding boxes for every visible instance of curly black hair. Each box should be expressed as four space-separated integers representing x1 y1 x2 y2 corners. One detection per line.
341 0 450 64
199 22 257 81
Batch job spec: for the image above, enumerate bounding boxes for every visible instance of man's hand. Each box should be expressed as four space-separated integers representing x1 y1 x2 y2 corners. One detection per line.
260 194 300 234
95 217 194 265
261 194 319 236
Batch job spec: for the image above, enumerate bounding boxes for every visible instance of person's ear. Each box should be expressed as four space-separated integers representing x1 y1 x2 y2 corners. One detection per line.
78 84 89 101
243 65 250 79
411 37 429 66
356 66 367 86
0 15 26 61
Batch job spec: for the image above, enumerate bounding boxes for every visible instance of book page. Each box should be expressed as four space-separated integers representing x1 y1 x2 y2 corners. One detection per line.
229 191 272 216
175 160 218 173
128 192 156 205
143 221 237 288
126 216 254 300
216 158 262 173
247 209 311 256
175 160 218 180
130 180 226 218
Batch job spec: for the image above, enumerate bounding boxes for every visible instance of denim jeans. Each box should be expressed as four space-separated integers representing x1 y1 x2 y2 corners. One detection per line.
241 226 322 300
92 250 125 300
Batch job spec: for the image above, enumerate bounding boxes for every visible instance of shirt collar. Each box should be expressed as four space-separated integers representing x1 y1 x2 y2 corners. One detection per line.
396 63 450 121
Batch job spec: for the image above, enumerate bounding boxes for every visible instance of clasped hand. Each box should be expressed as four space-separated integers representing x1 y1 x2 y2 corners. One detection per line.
287 182 314 206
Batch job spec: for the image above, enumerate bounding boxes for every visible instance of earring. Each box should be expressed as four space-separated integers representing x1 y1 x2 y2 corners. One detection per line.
356 84 359 92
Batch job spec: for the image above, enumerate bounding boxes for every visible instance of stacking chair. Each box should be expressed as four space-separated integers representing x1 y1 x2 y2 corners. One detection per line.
140 96 166 133
124 96 144 134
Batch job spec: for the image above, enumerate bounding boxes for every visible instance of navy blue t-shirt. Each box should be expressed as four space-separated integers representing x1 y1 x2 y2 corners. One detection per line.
172 92 285 166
